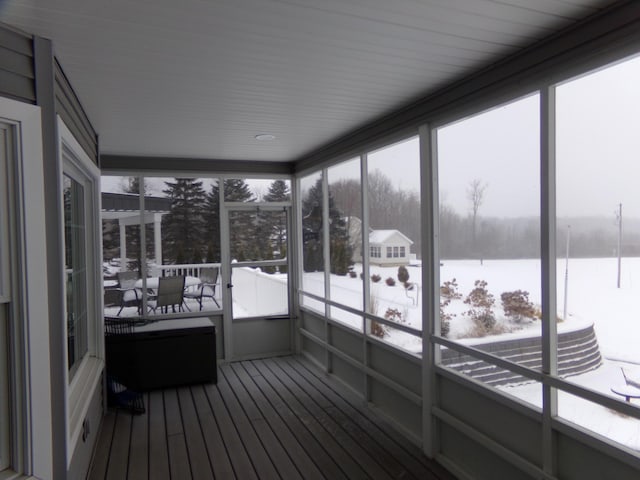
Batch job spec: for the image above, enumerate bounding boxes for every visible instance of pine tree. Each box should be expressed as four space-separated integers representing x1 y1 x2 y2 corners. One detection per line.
301 177 352 274
122 176 147 273
264 180 290 257
223 179 256 261
204 180 221 263
263 179 290 202
162 178 207 263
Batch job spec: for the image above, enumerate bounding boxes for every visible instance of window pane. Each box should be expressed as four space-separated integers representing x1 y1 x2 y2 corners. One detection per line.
436 94 541 403
149 177 221 315
231 267 288 319
556 55 640 444
101 176 145 317
64 174 88 377
328 158 362 328
367 137 421 349
102 176 223 317
300 172 324 313
229 209 287 262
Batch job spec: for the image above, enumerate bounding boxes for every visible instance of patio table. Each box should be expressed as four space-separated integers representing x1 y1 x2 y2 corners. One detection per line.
610 384 640 403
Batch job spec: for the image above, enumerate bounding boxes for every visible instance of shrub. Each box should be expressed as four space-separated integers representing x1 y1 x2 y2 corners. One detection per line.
501 290 537 323
384 307 402 323
397 265 410 284
385 277 396 286
439 278 461 338
371 321 386 338
440 278 462 300
349 271 357 278
371 274 381 283
440 316 450 337
464 280 496 332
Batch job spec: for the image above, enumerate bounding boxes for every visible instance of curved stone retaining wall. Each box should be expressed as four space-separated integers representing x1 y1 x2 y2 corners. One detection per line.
441 323 602 386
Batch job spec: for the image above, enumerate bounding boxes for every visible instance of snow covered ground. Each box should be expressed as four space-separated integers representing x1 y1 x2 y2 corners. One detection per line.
304 256 640 451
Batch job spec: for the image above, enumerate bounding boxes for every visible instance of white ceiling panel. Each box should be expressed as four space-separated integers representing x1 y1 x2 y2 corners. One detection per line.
0 0 617 162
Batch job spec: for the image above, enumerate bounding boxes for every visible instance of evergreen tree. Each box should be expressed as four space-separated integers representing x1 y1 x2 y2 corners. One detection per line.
102 219 120 263
301 177 352 274
263 179 290 202
122 176 147 273
204 180 221 263
264 180 290 257
223 179 256 261
162 178 207 263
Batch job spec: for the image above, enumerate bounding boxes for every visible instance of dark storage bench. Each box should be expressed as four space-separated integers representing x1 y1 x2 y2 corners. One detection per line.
105 317 217 391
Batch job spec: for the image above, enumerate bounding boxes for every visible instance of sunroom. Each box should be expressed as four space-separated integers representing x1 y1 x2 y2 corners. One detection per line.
2 1 640 480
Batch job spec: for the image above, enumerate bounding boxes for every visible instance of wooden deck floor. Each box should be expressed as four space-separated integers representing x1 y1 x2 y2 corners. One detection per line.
87 355 454 480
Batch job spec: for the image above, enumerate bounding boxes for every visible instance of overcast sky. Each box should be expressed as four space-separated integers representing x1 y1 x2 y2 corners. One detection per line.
104 54 640 219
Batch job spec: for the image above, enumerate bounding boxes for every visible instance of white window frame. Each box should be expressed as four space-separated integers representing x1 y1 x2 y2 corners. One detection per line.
0 96 53 479
58 118 104 464
0 121 12 474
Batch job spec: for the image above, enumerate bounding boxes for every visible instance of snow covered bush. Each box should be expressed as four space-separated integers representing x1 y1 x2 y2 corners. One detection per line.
385 277 396 286
464 280 496 332
397 265 409 284
371 274 381 283
501 290 537 323
439 279 461 338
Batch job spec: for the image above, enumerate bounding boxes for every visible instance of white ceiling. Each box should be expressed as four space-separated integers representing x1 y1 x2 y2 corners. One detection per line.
0 0 617 163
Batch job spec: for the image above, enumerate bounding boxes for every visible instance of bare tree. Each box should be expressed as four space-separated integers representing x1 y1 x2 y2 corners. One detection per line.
467 179 487 255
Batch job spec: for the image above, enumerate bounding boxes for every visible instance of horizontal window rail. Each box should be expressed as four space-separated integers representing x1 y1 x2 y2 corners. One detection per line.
299 327 423 406
299 290 422 337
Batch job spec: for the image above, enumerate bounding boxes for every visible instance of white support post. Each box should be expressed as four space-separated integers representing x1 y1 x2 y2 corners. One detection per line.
119 220 127 271
421 123 439 458
154 213 163 269
541 85 558 478
361 153 371 401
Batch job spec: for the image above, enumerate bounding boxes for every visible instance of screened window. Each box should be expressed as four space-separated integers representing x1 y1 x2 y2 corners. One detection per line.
400 246 405 257
101 176 223 318
554 54 640 448
63 173 88 378
300 172 325 313
436 93 541 406
386 247 392 258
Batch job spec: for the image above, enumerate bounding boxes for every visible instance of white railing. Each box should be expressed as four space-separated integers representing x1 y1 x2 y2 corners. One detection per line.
154 262 221 278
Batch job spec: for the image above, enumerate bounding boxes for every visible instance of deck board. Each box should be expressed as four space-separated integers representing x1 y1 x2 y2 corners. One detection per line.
147 390 170 480
88 355 455 480
127 394 149 480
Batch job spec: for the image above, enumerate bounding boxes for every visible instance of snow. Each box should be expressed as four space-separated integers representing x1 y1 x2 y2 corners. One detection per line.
305 256 640 451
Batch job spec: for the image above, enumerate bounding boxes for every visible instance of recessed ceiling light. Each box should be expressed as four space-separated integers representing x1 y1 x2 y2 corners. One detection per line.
255 133 276 141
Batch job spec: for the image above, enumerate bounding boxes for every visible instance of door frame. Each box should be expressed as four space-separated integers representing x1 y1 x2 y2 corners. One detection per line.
221 201 293 361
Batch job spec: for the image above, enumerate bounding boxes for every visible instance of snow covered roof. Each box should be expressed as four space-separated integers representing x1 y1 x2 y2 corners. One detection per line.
369 229 413 245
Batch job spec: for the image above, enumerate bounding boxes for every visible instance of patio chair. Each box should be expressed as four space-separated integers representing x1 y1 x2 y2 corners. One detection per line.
184 267 220 310
148 275 188 314
116 271 141 316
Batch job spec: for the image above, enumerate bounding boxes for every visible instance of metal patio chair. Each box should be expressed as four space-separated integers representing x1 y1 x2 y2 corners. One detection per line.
184 267 220 310
148 275 188 314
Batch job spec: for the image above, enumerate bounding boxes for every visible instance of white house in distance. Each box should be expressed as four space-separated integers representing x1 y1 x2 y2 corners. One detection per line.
369 229 413 266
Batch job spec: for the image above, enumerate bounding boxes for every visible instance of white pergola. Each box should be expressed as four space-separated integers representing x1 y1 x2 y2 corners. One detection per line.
101 193 171 270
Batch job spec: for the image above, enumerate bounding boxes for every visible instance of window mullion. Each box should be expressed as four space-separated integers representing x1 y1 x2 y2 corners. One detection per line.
540 84 558 477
